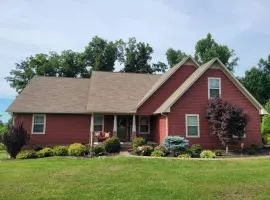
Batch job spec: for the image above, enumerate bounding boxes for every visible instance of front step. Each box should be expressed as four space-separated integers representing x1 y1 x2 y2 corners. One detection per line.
121 142 132 151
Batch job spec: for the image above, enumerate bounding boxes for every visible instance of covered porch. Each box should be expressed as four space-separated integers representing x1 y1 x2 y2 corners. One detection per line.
90 114 159 145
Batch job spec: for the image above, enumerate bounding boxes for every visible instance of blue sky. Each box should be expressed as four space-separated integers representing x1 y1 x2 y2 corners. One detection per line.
1 0 270 122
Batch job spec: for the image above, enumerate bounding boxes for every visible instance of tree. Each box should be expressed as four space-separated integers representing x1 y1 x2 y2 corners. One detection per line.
6 51 89 93
120 37 167 73
206 98 247 154
2 123 30 159
194 33 239 71
166 48 187 67
57 50 89 78
241 55 270 105
265 99 270 113
84 36 119 72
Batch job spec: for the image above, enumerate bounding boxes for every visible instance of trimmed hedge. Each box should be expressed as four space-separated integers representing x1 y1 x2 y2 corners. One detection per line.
37 147 54 158
17 150 37 159
151 145 167 157
200 150 216 158
68 143 87 157
92 144 105 156
53 145 68 156
104 137 120 153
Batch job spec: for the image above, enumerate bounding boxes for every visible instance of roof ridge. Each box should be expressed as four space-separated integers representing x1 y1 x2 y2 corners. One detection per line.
91 71 161 76
34 76 90 80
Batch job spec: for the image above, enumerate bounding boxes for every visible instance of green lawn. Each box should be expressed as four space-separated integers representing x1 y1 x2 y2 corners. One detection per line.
0 151 270 200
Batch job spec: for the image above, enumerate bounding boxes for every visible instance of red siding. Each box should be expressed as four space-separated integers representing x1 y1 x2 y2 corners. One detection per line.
153 115 167 144
138 65 197 115
168 68 262 149
14 114 90 145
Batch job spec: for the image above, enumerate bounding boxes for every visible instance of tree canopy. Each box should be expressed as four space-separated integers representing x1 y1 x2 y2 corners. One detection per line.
194 33 238 71
241 55 270 105
119 37 167 73
165 33 238 71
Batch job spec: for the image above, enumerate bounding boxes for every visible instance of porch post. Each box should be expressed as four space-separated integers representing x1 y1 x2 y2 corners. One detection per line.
90 114 94 146
113 115 117 136
132 114 136 138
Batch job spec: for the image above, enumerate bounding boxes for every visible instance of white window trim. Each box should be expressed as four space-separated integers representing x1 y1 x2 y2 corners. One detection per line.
94 115 104 132
185 114 200 138
208 77 221 99
32 114 46 134
139 116 150 134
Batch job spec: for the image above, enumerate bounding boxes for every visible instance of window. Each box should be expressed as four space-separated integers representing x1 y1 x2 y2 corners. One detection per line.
139 116 150 134
94 115 104 132
32 114 46 134
186 114 200 137
208 77 221 98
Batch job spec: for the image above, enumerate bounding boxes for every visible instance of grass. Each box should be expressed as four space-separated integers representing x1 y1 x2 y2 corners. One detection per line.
0 151 270 200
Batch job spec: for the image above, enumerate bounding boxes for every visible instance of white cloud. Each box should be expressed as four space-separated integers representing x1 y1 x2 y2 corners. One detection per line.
0 0 270 98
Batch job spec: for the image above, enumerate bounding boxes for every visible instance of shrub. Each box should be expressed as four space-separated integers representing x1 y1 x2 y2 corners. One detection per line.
137 145 153 156
213 149 223 156
132 137 146 151
33 145 43 151
53 146 68 156
261 115 270 135
2 123 30 159
104 136 121 153
263 134 270 145
151 145 167 157
200 150 216 158
37 147 53 158
91 144 105 156
0 143 6 150
163 136 189 156
246 144 262 155
178 153 191 158
188 144 202 158
17 150 37 159
68 143 87 157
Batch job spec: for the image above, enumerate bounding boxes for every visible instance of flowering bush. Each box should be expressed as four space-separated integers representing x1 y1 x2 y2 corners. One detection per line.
151 145 168 157
132 137 146 151
53 145 68 156
17 150 37 159
95 131 112 142
137 145 153 156
68 143 87 157
37 147 54 158
200 150 216 158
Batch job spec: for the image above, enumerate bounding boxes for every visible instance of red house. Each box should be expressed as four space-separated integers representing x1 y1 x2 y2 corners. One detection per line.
7 57 268 148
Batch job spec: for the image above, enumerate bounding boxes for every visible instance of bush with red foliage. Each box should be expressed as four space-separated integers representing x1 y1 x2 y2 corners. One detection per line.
206 98 247 153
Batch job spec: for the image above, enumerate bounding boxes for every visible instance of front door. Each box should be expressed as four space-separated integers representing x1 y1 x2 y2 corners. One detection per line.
117 116 132 141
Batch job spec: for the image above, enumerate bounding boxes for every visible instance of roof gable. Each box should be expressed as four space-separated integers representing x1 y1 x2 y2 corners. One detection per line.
136 56 199 109
155 58 268 115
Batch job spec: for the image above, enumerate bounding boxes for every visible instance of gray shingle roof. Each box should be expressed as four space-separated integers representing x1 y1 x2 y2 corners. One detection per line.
7 72 161 114
7 77 90 113
87 71 161 113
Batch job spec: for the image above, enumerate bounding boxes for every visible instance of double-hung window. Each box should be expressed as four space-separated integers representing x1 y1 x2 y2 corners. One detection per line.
94 115 104 132
186 114 200 138
32 114 46 134
208 77 221 98
139 116 150 134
